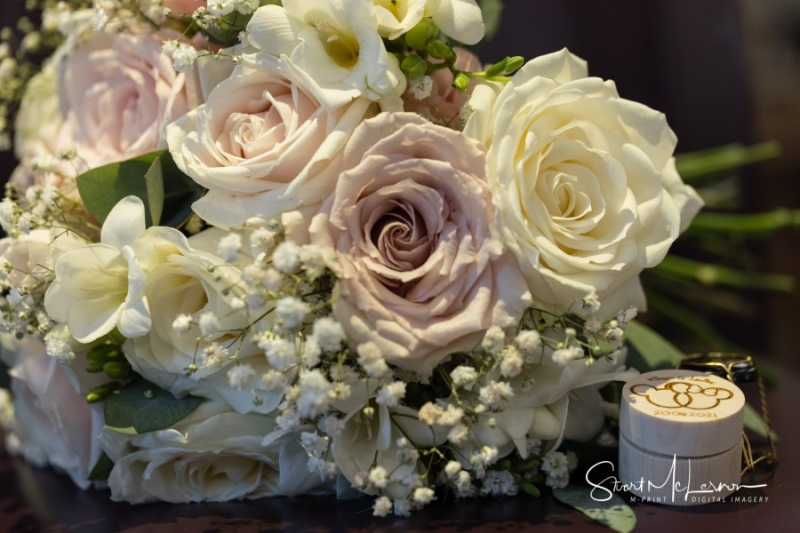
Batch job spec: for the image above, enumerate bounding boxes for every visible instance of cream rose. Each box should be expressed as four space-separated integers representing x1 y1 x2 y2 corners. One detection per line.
465 49 703 317
310 112 530 376
1 334 105 490
9 61 70 193
123 228 277 415
167 55 373 229
59 31 190 171
99 400 328 503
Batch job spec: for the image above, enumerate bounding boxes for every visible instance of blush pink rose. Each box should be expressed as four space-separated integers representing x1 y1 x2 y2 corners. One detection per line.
309 112 531 376
1 335 105 490
403 47 481 128
58 31 190 171
167 55 373 229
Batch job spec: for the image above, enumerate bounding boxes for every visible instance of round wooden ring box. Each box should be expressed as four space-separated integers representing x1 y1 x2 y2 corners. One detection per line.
618 370 745 506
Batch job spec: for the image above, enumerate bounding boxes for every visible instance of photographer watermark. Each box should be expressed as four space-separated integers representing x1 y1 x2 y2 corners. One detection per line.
586 457 768 505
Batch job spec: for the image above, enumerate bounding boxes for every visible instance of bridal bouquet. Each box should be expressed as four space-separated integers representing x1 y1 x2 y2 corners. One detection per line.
0 0 702 516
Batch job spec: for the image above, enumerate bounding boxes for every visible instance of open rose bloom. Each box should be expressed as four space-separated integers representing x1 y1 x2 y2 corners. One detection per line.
0 0 704 517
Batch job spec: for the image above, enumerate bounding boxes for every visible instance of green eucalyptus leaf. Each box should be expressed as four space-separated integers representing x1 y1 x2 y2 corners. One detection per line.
104 378 203 435
144 156 166 226
553 485 636 533
88 452 115 482
76 149 203 229
624 320 684 371
76 151 161 225
143 151 204 228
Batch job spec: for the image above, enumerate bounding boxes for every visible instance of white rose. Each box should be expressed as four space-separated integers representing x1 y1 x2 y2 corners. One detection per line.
167 54 372 229
465 49 703 318
99 400 329 503
247 0 406 110
1 334 105 489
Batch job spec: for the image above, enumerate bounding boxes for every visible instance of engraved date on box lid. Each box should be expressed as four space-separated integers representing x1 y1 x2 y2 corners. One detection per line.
620 370 745 457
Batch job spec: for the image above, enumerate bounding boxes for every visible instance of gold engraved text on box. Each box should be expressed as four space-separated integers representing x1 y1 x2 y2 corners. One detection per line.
630 381 735 410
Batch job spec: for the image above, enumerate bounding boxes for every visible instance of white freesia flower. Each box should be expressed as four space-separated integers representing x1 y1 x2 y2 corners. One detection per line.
246 0 406 110
44 197 163 343
465 49 703 319
374 0 484 44
373 0 427 40
425 0 485 44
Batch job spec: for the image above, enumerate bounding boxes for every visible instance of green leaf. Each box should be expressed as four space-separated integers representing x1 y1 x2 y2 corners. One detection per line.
675 141 781 182
104 378 203 435
144 151 204 228
652 255 794 293
687 208 800 237
76 150 203 229
553 485 637 533
643 289 741 351
202 9 256 45
144 156 166 226
625 320 685 371
88 452 115 482
76 152 160 225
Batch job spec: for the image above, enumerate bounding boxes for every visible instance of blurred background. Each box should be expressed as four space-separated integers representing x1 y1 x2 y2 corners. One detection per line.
1 0 798 369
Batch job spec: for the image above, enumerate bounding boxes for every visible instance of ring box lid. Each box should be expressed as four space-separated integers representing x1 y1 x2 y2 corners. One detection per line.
619 370 745 457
